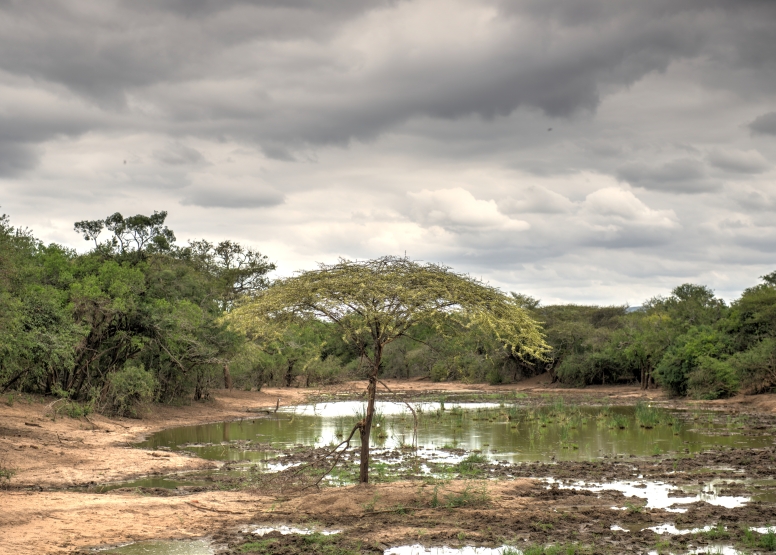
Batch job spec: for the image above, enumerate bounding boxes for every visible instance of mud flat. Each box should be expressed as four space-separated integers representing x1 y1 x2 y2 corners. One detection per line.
2 380 776 555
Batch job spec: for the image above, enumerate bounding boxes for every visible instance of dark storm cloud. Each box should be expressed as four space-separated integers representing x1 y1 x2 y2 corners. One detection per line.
707 149 770 174
616 159 719 193
0 142 39 177
2 0 776 303
749 112 776 137
1 0 774 152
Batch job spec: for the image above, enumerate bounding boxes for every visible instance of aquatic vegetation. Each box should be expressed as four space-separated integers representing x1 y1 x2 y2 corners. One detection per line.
607 414 628 429
635 401 664 428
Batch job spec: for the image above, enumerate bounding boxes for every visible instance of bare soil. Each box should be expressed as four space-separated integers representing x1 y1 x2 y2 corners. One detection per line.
1 378 776 555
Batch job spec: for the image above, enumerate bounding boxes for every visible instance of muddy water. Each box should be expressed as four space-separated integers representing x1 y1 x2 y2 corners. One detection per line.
137 401 772 463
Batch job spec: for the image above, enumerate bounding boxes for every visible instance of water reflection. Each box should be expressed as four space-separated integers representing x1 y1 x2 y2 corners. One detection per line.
138 402 772 464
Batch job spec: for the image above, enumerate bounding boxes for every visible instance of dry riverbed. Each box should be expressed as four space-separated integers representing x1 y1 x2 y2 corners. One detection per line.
2 378 776 555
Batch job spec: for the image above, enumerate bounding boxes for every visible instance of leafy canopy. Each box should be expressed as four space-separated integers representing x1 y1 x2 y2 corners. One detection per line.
229 256 548 368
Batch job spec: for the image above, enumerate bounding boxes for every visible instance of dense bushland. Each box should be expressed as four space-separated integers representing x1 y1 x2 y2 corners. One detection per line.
0 211 275 414
524 278 776 398
2 210 774 406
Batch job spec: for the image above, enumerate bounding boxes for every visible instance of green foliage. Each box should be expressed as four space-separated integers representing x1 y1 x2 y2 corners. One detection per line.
230 256 548 366
729 338 776 394
687 356 738 399
104 362 157 417
0 210 273 407
456 453 487 475
654 326 731 397
486 368 503 385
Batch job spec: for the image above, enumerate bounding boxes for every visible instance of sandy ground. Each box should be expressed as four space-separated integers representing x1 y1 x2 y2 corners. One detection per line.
1 378 775 555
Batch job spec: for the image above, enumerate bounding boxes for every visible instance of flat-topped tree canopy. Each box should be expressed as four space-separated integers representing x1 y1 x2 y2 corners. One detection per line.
230 256 547 360
229 256 548 483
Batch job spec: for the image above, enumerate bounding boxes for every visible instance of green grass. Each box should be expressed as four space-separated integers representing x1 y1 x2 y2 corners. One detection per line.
607 413 628 429
456 453 487 475
239 539 278 552
694 523 728 541
443 483 490 508
634 401 662 428
743 526 776 550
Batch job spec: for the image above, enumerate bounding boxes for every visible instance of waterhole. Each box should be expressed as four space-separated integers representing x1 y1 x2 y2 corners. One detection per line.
137 401 773 464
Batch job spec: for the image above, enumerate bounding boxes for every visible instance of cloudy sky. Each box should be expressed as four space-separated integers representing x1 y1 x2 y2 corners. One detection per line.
2 0 775 305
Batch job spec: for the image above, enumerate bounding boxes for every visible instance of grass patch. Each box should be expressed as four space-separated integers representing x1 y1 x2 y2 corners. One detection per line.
239 539 278 553
694 523 728 541
0 456 15 486
634 401 674 428
607 413 628 429
456 453 487 475
743 526 776 551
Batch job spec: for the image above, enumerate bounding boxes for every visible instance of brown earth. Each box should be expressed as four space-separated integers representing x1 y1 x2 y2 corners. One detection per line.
1 378 775 555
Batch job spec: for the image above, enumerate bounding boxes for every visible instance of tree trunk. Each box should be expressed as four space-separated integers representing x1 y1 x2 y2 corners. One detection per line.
359 371 378 483
223 364 232 389
285 360 295 387
359 343 382 484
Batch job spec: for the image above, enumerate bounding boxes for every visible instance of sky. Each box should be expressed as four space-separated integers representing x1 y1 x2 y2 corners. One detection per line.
1 0 775 305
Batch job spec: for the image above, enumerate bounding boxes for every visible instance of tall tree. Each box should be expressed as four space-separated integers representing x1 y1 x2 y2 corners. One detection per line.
229 256 548 483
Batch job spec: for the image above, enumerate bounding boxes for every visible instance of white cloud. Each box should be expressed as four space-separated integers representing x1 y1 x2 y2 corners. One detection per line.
407 188 530 233
581 187 677 228
499 185 574 214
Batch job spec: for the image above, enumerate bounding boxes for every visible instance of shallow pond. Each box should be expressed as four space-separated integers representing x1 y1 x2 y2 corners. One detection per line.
137 401 773 464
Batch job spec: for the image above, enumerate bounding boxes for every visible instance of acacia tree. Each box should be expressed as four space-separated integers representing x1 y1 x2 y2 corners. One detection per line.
230 256 548 483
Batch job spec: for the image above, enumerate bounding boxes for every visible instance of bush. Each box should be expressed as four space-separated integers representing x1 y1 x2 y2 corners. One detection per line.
104 362 156 417
655 326 730 397
554 353 590 387
430 361 448 382
486 368 503 385
305 357 347 386
730 338 776 394
687 356 738 399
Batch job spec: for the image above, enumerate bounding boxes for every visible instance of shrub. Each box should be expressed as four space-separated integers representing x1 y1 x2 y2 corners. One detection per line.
730 338 776 394
654 326 731 397
554 353 590 387
305 357 347 386
430 361 448 382
486 368 503 385
103 362 156 417
687 356 739 399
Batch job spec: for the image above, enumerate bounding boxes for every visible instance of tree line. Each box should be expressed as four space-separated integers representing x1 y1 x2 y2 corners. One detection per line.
2 210 775 417
0 210 274 415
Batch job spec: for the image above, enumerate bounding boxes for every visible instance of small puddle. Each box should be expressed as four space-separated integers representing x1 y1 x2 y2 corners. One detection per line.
545 478 750 511
242 524 341 536
94 539 213 554
647 524 718 535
